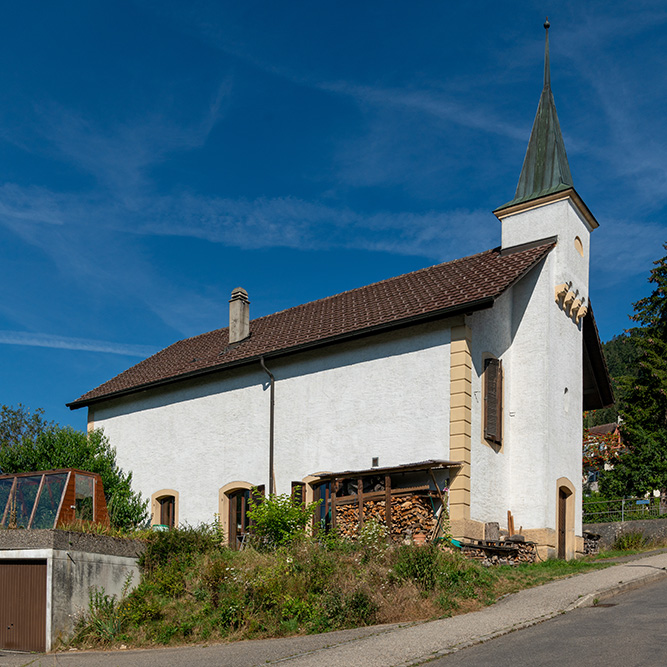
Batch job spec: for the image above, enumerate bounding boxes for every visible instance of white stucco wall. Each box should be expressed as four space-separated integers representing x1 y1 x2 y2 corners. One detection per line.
467 289 513 525
94 320 453 526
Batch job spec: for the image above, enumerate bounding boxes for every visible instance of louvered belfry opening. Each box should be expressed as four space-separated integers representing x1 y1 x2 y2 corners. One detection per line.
484 358 503 444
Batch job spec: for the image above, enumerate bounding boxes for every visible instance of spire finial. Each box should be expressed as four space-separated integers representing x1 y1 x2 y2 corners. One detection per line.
543 17 551 89
494 17 574 212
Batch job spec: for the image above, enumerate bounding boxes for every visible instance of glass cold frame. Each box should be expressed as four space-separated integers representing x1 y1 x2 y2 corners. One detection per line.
75 474 95 521
31 473 68 528
0 471 98 528
0 477 14 524
12 476 43 528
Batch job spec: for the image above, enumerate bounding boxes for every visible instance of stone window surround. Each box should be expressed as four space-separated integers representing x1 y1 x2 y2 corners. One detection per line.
150 489 179 528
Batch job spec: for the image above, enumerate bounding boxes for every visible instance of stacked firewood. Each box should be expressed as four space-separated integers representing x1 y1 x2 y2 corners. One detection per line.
461 540 537 566
583 531 600 556
335 496 438 541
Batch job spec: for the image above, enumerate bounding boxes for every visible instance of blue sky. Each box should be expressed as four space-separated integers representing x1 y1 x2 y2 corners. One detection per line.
2 1 666 429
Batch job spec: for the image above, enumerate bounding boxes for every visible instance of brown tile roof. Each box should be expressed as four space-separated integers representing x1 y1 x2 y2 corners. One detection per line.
587 423 620 436
68 239 555 409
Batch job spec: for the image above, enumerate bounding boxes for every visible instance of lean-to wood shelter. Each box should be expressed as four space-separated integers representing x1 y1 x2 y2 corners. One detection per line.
310 459 460 536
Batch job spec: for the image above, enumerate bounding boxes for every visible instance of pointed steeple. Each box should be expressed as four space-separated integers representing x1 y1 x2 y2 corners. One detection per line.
497 19 574 210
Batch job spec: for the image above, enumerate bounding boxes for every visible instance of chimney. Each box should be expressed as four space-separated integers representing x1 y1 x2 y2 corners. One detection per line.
229 287 250 344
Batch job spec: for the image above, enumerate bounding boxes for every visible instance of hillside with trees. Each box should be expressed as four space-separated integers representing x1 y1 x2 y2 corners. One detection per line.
584 332 640 428
594 245 667 497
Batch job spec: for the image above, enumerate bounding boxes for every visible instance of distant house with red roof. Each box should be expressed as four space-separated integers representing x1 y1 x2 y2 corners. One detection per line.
68 27 613 559
583 422 624 491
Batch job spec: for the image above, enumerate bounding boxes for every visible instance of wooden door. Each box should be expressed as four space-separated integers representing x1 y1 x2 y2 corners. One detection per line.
0 560 47 652
558 488 567 559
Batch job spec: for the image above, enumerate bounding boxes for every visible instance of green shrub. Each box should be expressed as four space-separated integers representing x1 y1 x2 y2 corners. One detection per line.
140 524 218 572
124 586 162 626
215 598 244 629
72 587 126 644
344 590 377 625
280 595 314 623
393 544 440 591
153 623 180 644
290 542 337 594
613 531 647 550
436 554 493 599
357 519 389 561
200 555 239 608
150 562 186 598
247 493 320 547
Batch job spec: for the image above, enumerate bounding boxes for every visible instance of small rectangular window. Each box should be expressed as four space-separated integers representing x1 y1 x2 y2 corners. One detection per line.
484 357 503 444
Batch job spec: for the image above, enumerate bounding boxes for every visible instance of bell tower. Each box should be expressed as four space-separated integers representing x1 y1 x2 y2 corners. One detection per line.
494 19 598 315
492 21 600 558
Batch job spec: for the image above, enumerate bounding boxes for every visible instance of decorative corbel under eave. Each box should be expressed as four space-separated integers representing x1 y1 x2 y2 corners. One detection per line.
563 290 576 312
569 298 582 318
575 304 588 324
554 283 569 304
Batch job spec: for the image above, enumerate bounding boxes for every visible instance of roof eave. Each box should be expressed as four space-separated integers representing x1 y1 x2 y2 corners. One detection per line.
313 459 463 481
582 305 614 410
493 187 599 230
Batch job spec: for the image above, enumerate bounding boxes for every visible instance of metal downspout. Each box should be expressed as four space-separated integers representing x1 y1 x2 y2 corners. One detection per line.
260 356 275 495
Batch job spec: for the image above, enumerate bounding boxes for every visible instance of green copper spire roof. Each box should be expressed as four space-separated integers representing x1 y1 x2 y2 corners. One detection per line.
498 20 574 210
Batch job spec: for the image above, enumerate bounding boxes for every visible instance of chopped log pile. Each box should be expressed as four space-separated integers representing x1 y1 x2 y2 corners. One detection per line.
460 539 537 566
334 495 439 542
583 531 600 556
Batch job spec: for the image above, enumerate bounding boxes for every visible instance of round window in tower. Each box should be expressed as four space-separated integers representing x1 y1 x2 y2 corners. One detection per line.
574 236 584 257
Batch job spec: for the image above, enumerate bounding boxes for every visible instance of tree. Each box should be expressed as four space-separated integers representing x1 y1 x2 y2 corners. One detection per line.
600 245 667 497
0 404 52 450
247 492 320 547
600 428 667 498
0 405 147 530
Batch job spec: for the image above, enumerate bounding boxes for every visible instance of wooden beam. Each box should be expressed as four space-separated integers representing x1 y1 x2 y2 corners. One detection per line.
385 475 391 529
331 478 337 531
333 486 435 505
427 468 447 506
358 477 364 530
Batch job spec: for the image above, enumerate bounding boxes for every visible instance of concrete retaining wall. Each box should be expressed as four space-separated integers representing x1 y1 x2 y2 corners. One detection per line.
584 518 667 549
0 529 144 558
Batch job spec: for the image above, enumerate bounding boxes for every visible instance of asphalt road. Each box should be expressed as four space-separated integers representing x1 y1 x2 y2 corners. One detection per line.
429 575 667 667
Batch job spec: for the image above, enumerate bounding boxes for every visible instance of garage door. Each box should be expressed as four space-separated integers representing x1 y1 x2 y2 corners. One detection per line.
0 560 47 652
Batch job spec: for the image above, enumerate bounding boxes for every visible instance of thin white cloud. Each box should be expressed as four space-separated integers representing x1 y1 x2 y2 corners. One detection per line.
0 331 158 357
0 180 498 261
321 82 527 143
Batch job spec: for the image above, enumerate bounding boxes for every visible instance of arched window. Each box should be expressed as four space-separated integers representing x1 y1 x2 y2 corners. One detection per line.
219 482 264 548
229 488 250 548
151 489 179 528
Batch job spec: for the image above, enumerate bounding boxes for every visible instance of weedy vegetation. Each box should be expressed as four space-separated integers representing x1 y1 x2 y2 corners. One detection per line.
66 501 619 650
